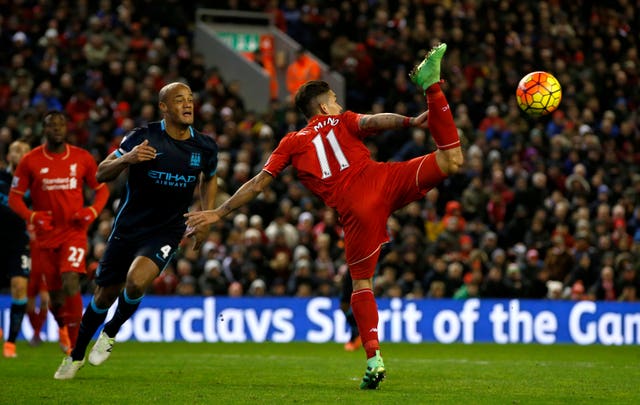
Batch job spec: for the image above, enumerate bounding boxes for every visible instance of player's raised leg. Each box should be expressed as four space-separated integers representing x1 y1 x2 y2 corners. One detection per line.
410 42 463 181
409 43 447 94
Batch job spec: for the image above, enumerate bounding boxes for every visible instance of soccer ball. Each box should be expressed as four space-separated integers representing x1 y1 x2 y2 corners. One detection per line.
515 71 562 116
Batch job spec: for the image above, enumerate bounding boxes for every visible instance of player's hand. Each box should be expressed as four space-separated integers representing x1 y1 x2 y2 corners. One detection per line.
186 224 209 250
184 210 221 229
71 206 97 228
30 211 53 232
124 139 157 164
412 110 429 129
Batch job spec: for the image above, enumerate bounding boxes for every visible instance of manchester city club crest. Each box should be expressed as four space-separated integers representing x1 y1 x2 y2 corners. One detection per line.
190 152 201 167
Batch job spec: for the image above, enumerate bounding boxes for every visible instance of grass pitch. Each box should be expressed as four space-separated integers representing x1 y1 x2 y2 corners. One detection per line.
1 341 638 404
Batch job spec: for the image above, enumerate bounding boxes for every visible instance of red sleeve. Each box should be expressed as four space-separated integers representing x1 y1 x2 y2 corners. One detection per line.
263 132 294 177
90 184 109 217
342 110 376 139
82 151 109 216
8 156 33 221
82 151 100 189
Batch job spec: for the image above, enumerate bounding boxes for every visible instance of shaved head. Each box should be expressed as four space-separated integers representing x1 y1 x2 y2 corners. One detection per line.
158 81 195 133
159 82 190 104
7 139 30 168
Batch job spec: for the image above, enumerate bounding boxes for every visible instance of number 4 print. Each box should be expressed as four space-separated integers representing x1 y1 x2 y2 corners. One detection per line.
160 245 172 259
311 129 350 179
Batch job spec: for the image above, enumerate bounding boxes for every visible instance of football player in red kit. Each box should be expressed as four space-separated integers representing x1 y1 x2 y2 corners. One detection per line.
185 43 462 389
9 111 109 354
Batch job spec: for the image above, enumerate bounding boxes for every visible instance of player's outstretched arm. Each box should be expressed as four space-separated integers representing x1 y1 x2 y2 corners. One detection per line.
189 173 219 250
359 110 428 132
185 170 273 228
97 139 157 182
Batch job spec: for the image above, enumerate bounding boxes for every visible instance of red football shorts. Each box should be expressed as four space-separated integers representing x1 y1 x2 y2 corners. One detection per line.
30 232 88 291
339 153 445 279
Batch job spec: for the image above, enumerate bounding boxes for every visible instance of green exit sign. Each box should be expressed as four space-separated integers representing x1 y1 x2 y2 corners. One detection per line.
217 32 260 52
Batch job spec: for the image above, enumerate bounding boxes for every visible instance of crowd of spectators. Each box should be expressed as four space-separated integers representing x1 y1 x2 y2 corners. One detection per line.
0 1 639 302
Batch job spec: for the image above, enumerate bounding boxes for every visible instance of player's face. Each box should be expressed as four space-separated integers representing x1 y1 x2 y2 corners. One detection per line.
42 114 67 146
162 85 194 127
322 90 342 115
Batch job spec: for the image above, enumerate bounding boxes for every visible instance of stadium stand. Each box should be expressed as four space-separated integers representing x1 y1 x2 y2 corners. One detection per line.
0 1 638 302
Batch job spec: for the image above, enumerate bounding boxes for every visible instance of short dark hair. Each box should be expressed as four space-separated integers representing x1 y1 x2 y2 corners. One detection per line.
294 80 330 119
43 110 66 123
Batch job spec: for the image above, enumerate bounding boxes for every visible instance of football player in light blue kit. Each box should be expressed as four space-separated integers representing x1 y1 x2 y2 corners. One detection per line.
54 82 218 379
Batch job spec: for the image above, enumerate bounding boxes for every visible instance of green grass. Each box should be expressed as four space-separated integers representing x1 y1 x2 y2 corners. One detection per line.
1 341 639 404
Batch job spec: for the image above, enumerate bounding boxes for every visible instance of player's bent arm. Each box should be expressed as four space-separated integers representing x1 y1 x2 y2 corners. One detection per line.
8 189 33 221
185 171 274 228
217 170 274 218
359 111 428 132
97 139 156 182
97 152 131 182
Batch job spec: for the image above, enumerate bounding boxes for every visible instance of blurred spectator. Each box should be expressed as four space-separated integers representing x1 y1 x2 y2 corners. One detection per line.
546 281 564 300
199 259 228 297
544 234 574 283
31 80 62 111
504 262 529 298
427 280 446 299
228 281 244 297
285 48 321 101
481 266 510 298
590 266 617 301
248 279 267 297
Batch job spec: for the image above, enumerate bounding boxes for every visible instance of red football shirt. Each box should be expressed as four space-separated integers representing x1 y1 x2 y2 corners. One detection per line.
264 111 439 273
11 144 101 247
263 111 376 208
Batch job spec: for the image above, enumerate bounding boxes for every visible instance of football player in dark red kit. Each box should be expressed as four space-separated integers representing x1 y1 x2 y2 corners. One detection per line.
9 111 109 355
185 43 462 389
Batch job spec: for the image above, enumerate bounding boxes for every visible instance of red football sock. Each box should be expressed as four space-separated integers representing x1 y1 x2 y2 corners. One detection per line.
425 83 460 150
28 307 47 335
350 288 379 359
63 292 84 348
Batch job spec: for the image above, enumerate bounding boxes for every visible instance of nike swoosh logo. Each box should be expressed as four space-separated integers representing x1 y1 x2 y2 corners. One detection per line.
156 152 164 157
